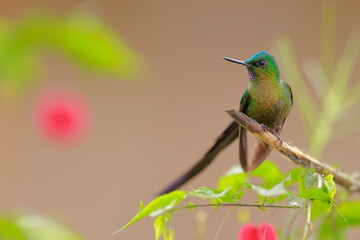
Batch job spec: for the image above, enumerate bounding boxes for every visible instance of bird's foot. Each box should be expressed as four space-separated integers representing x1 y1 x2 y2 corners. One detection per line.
260 123 268 132
270 130 283 146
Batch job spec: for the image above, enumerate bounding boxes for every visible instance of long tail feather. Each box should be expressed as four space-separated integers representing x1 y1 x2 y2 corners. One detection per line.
158 121 239 195
246 140 272 171
239 126 248 171
245 125 283 172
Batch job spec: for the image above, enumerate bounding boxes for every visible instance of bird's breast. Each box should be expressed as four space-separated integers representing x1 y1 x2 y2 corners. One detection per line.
245 85 291 129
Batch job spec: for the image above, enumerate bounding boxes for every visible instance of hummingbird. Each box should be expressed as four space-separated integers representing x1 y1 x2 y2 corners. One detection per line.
159 51 293 195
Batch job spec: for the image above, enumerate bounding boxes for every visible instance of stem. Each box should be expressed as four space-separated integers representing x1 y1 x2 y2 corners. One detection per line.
174 203 300 212
307 91 339 158
302 204 312 240
320 0 336 75
285 209 303 240
214 209 233 240
195 211 207 240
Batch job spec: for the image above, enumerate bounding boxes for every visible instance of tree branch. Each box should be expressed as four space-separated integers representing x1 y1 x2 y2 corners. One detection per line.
226 109 360 193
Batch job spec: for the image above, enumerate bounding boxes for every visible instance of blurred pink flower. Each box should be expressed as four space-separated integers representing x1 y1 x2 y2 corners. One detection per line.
35 90 90 143
238 223 277 240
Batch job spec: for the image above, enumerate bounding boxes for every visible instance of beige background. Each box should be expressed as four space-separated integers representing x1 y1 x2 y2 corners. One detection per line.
1 0 360 239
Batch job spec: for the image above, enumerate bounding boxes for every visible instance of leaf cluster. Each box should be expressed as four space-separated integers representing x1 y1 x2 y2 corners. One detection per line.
0 213 83 240
116 161 340 240
275 1 360 159
0 12 139 93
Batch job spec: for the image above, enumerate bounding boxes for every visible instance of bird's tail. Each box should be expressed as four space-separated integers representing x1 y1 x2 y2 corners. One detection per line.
158 121 239 195
243 126 282 172
246 140 272 171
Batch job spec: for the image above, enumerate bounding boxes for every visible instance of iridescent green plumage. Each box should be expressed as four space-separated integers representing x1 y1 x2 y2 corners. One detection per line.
159 51 292 195
238 51 292 171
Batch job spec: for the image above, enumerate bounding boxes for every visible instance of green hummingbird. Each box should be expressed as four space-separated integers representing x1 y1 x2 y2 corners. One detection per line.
159 51 293 195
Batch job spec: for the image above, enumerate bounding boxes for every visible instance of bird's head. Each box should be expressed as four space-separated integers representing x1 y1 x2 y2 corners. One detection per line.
224 51 279 81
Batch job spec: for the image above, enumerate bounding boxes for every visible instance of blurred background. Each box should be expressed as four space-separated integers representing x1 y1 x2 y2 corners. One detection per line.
1 0 360 239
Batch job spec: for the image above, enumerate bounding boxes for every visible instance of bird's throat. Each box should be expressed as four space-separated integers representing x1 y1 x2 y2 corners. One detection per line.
247 68 255 80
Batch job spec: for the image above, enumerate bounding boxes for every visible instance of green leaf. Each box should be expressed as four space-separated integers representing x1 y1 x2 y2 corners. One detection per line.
0 214 84 240
217 191 245 204
163 228 175 240
188 187 229 200
138 201 145 211
53 13 139 78
0 218 25 240
249 180 287 197
316 201 360 239
288 192 306 207
322 175 336 213
222 165 244 175
0 12 139 90
114 190 186 234
298 169 320 194
336 201 360 227
311 200 329 220
185 202 196 208
299 188 330 202
258 194 289 205
250 160 284 188
217 166 247 192
15 214 83 240
318 217 346 240
324 175 336 199
287 167 302 182
153 215 165 240
345 79 360 110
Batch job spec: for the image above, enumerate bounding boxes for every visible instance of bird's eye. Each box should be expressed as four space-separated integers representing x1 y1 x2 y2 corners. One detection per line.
256 60 267 67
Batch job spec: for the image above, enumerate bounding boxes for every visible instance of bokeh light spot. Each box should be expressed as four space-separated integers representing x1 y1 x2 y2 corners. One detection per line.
34 90 90 143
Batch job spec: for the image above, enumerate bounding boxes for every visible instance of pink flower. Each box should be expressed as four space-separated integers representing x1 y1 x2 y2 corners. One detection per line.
35 90 90 143
238 223 277 240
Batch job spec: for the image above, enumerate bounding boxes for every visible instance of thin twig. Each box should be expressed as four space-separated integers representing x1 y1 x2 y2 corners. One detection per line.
302 203 312 240
214 208 233 240
285 209 303 240
226 109 360 193
175 203 300 212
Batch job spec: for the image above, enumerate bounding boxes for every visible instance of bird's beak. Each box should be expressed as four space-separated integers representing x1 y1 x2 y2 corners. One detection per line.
223 57 251 67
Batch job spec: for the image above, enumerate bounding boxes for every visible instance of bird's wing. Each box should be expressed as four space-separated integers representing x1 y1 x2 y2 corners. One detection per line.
239 89 252 171
282 80 293 106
